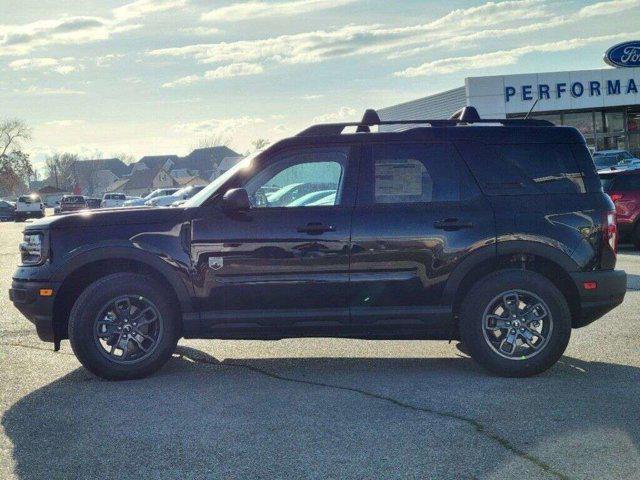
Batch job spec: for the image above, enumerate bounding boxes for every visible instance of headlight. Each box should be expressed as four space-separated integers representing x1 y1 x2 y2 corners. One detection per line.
20 232 44 265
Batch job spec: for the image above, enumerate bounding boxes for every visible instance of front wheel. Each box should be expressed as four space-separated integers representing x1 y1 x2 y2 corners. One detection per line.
459 269 571 377
69 273 180 380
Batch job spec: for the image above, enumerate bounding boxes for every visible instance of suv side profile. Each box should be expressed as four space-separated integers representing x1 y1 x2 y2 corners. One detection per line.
10 107 626 380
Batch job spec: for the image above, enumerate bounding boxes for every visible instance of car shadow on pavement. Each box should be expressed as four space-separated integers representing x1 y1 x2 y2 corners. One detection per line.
3 345 640 480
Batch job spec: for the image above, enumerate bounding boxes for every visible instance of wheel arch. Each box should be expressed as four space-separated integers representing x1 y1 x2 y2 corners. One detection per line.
446 240 581 330
51 247 194 341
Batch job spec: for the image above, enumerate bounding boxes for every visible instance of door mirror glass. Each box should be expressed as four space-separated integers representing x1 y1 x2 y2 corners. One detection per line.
222 188 251 212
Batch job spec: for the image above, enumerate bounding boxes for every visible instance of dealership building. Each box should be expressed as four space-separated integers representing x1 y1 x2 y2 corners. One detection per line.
378 58 640 156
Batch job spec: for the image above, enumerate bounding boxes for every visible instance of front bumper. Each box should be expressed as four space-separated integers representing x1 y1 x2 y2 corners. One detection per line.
570 270 626 328
9 279 59 342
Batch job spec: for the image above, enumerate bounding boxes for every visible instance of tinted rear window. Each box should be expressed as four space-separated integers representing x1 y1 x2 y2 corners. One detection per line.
498 144 585 194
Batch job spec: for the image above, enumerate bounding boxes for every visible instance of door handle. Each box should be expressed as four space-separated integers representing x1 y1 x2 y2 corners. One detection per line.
433 218 474 231
297 222 336 235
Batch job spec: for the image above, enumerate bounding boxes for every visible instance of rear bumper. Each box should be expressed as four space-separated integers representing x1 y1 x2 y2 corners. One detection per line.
9 279 59 342
570 270 626 328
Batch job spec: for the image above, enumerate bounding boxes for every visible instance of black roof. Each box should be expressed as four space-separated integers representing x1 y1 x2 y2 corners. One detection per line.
174 146 239 173
287 107 584 146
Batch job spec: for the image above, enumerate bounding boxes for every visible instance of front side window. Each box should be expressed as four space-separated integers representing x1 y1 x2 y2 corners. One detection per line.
243 147 347 208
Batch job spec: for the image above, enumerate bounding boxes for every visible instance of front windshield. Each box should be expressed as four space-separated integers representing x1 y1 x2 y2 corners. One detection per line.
183 153 258 207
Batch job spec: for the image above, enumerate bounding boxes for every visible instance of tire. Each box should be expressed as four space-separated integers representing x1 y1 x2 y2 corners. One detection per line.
459 269 571 377
68 273 180 380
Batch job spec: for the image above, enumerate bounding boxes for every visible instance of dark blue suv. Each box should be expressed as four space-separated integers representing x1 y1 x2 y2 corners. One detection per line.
10 107 626 379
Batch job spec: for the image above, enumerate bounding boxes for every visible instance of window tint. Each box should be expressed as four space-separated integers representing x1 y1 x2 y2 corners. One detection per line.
498 145 585 194
243 147 347 208
366 143 460 204
610 174 640 191
600 174 615 192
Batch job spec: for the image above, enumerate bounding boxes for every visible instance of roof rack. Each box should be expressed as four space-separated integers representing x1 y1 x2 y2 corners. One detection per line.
296 106 554 137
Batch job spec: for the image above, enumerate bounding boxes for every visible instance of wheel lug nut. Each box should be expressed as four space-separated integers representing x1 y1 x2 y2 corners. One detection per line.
506 322 511 326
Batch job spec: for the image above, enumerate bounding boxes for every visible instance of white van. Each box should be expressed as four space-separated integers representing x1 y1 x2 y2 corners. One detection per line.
15 194 44 221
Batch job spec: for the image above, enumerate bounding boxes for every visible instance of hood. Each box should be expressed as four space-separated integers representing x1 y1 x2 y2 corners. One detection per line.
26 206 186 230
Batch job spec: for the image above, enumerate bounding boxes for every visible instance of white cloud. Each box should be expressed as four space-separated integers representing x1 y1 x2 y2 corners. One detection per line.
112 0 187 21
8 56 81 74
9 57 59 70
150 0 552 67
163 62 263 88
312 107 357 123
95 53 125 66
175 117 265 138
0 0 184 56
578 0 640 18
394 31 640 77
201 0 358 23
44 120 86 127
14 86 86 95
179 26 221 36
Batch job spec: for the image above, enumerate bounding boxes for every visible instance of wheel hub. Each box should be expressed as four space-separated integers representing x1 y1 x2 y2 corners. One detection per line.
93 295 163 364
482 289 553 360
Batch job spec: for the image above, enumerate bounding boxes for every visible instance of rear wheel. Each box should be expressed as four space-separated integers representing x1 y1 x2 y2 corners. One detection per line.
459 269 571 377
68 273 180 380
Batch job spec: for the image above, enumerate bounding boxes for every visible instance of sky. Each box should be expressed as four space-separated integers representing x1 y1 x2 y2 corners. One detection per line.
2 0 640 172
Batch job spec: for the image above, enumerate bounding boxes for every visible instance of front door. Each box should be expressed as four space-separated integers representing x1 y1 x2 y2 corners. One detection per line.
349 141 495 336
190 144 358 336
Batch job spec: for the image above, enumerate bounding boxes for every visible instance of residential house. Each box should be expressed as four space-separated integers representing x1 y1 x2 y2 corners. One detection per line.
72 158 130 196
130 155 179 173
106 166 178 197
210 156 244 181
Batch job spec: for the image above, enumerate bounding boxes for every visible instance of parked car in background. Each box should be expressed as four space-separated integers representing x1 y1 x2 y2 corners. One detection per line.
101 193 128 208
146 185 205 207
265 182 337 207
15 194 44 221
123 188 179 207
594 149 640 172
286 189 336 207
55 195 87 215
85 198 102 209
9 107 626 380
600 169 640 249
0 199 16 221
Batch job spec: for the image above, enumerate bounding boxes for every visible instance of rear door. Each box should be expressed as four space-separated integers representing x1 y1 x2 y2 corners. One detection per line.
349 141 494 334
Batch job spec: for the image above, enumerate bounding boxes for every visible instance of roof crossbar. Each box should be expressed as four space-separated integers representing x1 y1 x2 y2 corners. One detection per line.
296 106 553 137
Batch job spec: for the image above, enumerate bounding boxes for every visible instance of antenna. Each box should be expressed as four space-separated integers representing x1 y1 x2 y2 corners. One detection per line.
524 98 540 120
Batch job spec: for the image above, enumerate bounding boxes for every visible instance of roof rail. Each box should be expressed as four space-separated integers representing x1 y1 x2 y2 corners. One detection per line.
296 106 553 136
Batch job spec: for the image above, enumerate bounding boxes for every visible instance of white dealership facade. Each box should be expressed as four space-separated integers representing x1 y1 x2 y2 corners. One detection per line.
378 66 640 155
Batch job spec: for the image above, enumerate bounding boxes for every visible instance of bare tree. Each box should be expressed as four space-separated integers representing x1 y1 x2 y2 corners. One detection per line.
251 138 270 151
193 132 231 150
45 153 79 190
114 152 138 165
0 119 31 157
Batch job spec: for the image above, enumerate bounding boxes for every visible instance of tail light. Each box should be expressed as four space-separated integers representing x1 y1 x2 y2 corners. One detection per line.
603 210 618 254
610 193 623 203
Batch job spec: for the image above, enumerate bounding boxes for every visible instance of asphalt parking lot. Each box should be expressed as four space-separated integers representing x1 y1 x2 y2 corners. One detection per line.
0 220 638 480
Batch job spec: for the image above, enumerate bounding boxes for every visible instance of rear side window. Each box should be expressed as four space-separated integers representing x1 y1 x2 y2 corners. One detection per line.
360 143 462 205
498 144 585 194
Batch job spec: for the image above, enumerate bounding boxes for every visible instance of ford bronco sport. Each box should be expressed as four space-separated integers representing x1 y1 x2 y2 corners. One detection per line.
10 107 627 380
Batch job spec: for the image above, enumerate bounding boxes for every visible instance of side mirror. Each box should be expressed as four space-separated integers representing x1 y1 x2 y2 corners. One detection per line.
222 188 251 212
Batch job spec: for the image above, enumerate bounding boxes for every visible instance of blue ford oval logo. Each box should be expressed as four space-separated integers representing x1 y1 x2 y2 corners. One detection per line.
605 41 640 68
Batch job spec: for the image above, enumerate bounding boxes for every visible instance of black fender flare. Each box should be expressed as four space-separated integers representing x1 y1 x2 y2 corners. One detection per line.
50 242 194 314
443 239 579 306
